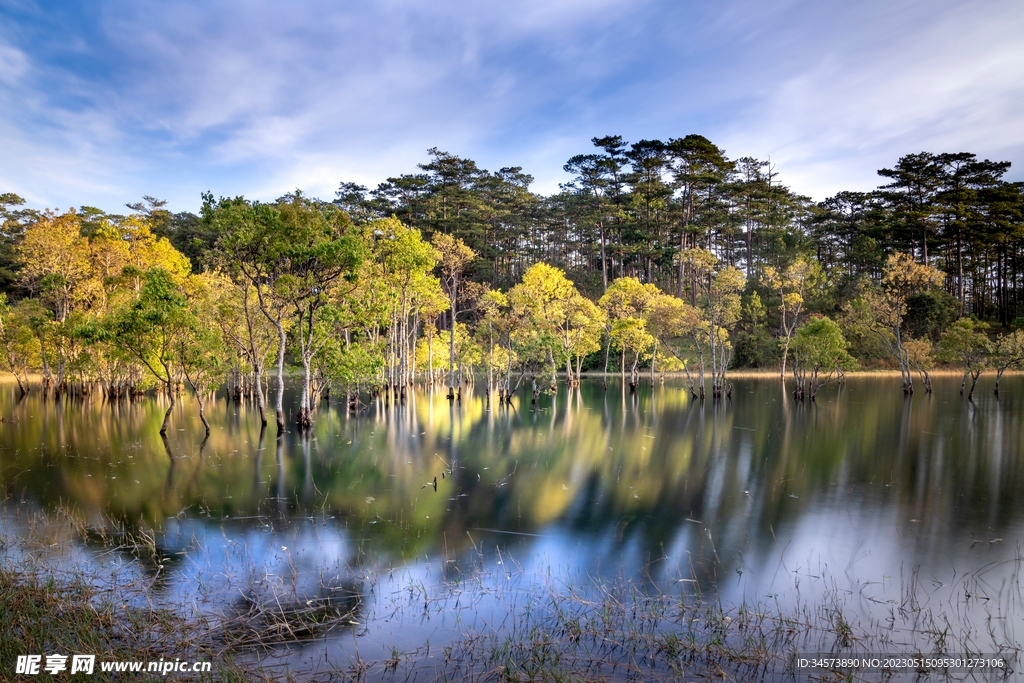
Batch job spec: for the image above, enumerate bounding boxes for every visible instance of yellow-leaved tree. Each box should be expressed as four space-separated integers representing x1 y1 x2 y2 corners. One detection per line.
762 257 822 380
508 263 602 393
854 252 944 393
18 210 94 391
598 277 659 389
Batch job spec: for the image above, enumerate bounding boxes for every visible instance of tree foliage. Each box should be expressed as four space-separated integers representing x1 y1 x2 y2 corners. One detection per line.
2 140 1023 428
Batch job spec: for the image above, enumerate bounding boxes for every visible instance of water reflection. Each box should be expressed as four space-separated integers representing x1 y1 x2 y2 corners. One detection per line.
2 376 1024 658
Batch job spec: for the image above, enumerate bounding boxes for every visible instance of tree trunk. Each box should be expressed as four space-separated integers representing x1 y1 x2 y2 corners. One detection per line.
779 336 791 381
448 297 457 400
650 340 657 387
196 392 210 435
38 334 52 393
427 328 434 386
254 365 267 426
275 322 286 433
297 352 312 429
600 223 608 292
160 382 175 436
967 369 982 401
602 334 611 389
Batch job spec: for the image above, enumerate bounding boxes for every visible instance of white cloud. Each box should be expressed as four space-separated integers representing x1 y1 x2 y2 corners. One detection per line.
0 0 1021 210
713 0 1024 198
0 40 28 85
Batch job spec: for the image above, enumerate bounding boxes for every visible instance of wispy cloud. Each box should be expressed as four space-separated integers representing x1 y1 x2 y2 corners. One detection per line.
0 0 1021 211
712 0 1024 197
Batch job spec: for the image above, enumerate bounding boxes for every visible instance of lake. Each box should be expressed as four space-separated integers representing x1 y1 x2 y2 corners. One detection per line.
2 374 1022 679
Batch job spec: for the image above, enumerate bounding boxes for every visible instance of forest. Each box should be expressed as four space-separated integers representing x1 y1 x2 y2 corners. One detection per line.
1 135 1023 432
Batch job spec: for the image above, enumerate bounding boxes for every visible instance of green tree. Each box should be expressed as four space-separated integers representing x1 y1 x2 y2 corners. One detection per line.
276 195 365 428
107 268 191 435
930 153 1010 314
789 315 857 400
0 293 39 394
433 232 476 399
508 263 597 391
679 248 744 398
18 210 96 391
668 135 733 287
903 338 936 393
561 294 605 385
208 270 279 424
609 317 654 388
991 329 1024 396
205 199 285 426
646 291 704 394
589 136 630 283
206 196 291 430
731 291 776 368
857 252 945 393
474 289 513 399
598 276 660 387
175 274 229 434
371 217 441 397
877 152 942 262
563 153 616 290
762 257 822 379
208 194 364 430
938 318 991 400
420 148 489 253
0 193 37 296
624 139 672 284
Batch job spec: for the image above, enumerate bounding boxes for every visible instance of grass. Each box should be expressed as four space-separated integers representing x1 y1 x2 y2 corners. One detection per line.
2 547 1020 682
0 568 270 682
0 505 275 682
1 505 1021 681
219 578 361 649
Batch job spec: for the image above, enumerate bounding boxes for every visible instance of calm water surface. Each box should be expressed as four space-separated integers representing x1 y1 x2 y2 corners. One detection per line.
2 375 1023 673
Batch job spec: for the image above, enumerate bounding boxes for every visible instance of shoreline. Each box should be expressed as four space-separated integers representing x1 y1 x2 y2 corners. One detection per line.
2 368 1021 386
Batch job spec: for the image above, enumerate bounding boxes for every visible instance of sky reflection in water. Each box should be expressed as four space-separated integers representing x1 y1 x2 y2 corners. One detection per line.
1 375 1022 665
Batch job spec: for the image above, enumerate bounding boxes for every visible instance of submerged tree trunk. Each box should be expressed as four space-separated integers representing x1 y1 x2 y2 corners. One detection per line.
195 392 210 434
629 354 639 394
602 334 611 389
967 368 983 401
448 306 457 401
38 334 53 393
779 336 791 382
911 363 932 393
182 368 211 436
682 360 698 399
650 340 657 387
160 382 175 436
254 365 267 426
275 322 287 433
297 354 312 429
427 328 434 387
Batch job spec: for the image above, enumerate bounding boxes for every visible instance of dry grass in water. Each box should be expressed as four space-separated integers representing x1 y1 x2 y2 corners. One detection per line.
1 503 1022 681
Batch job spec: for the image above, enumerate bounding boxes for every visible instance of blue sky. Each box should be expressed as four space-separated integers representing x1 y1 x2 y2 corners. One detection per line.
1 0 1022 213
